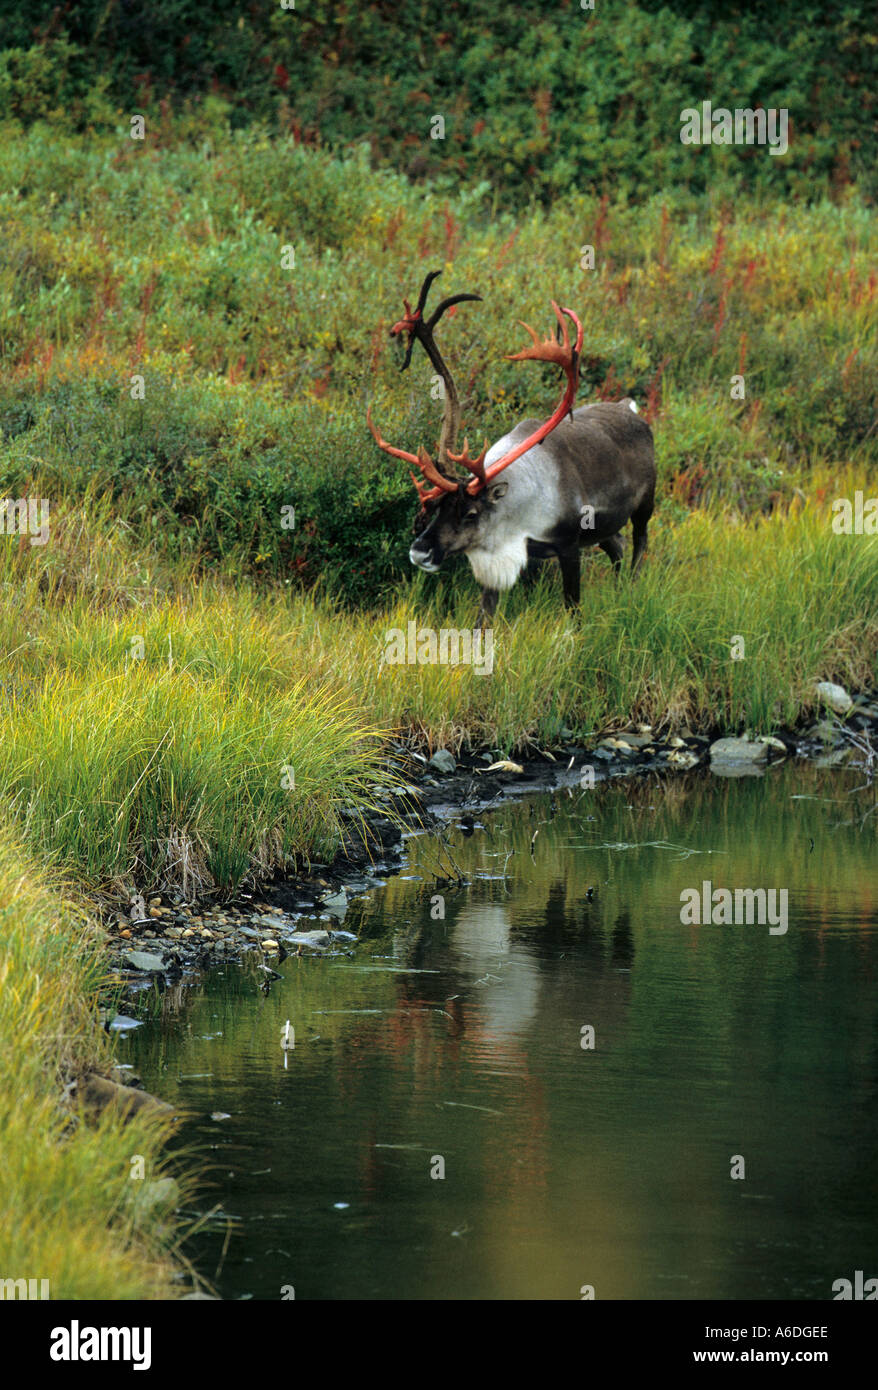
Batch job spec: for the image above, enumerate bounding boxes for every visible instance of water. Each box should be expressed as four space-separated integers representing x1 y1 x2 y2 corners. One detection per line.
125 762 878 1300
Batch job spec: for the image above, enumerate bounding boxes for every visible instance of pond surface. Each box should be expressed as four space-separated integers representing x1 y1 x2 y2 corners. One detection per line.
125 762 878 1300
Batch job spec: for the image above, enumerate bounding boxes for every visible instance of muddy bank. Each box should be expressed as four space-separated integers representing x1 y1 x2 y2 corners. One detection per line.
102 688 877 996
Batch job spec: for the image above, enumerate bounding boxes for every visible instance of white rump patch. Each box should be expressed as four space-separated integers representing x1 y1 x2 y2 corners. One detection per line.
467 535 529 591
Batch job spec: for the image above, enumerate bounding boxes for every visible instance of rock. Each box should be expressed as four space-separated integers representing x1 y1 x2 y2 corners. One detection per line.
319 889 348 916
148 896 162 907
815 681 852 714
667 750 699 768
255 913 289 930
619 732 654 748
149 908 163 919
291 930 331 948
181 928 195 939
758 736 788 754
131 1177 181 1222
122 950 168 973
668 736 686 748
709 737 769 766
429 749 457 774
261 939 280 951
108 1014 143 1032
76 1073 174 1121
201 928 214 940
814 748 853 768
809 719 843 743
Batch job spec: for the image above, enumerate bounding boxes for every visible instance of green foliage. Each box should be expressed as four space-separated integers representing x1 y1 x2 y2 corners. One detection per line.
0 2 874 202
0 127 873 600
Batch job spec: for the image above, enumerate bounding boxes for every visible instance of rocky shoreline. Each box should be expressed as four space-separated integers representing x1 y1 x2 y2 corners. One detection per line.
102 683 877 999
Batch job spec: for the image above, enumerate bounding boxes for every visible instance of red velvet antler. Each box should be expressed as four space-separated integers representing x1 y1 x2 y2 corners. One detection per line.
465 302 583 495
447 437 490 489
367 407 457 502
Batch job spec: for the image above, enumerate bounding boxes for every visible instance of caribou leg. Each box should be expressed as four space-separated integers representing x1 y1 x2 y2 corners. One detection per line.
598 534 625 576
477 587 499 629
630 503 652 573
558 546 581 608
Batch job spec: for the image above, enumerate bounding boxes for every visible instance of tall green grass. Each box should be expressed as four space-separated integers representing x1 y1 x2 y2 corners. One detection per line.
1 486 874 897
0 825 187 1297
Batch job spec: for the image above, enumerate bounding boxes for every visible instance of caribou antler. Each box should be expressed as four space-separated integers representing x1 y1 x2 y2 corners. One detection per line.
390 270 481 464
366 407 457 502
366 271 481 501
367 287 582 506
464 302 582 495
447 437 490 489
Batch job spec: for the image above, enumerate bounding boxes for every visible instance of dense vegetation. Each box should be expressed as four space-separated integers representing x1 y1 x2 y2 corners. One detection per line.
0 128 874 599
0 2 874 202
0 6 875 1299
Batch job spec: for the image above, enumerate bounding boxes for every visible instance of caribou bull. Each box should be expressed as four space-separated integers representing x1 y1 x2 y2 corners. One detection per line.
368 271 656 624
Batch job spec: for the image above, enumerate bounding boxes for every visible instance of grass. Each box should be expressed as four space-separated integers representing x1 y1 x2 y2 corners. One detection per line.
0 128 874 598
0 823 189 1298
0 481 874 901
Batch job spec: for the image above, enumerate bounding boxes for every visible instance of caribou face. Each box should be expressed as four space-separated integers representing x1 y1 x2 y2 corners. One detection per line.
409 480 510 573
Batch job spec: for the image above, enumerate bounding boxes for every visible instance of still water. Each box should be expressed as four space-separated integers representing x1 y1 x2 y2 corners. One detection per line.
126 763 877 1300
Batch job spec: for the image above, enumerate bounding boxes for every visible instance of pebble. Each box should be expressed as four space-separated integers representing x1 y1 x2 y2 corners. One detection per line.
709 736 769 765
815 681 852 714
122 950 168 974
667 750 699 768
429 749 457 774
758 736 787 753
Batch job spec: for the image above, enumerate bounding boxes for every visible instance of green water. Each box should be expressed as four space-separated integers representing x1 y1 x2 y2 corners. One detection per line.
126 763 878 1300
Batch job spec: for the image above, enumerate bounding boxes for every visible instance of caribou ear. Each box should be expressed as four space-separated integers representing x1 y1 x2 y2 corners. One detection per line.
487 481 509 503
